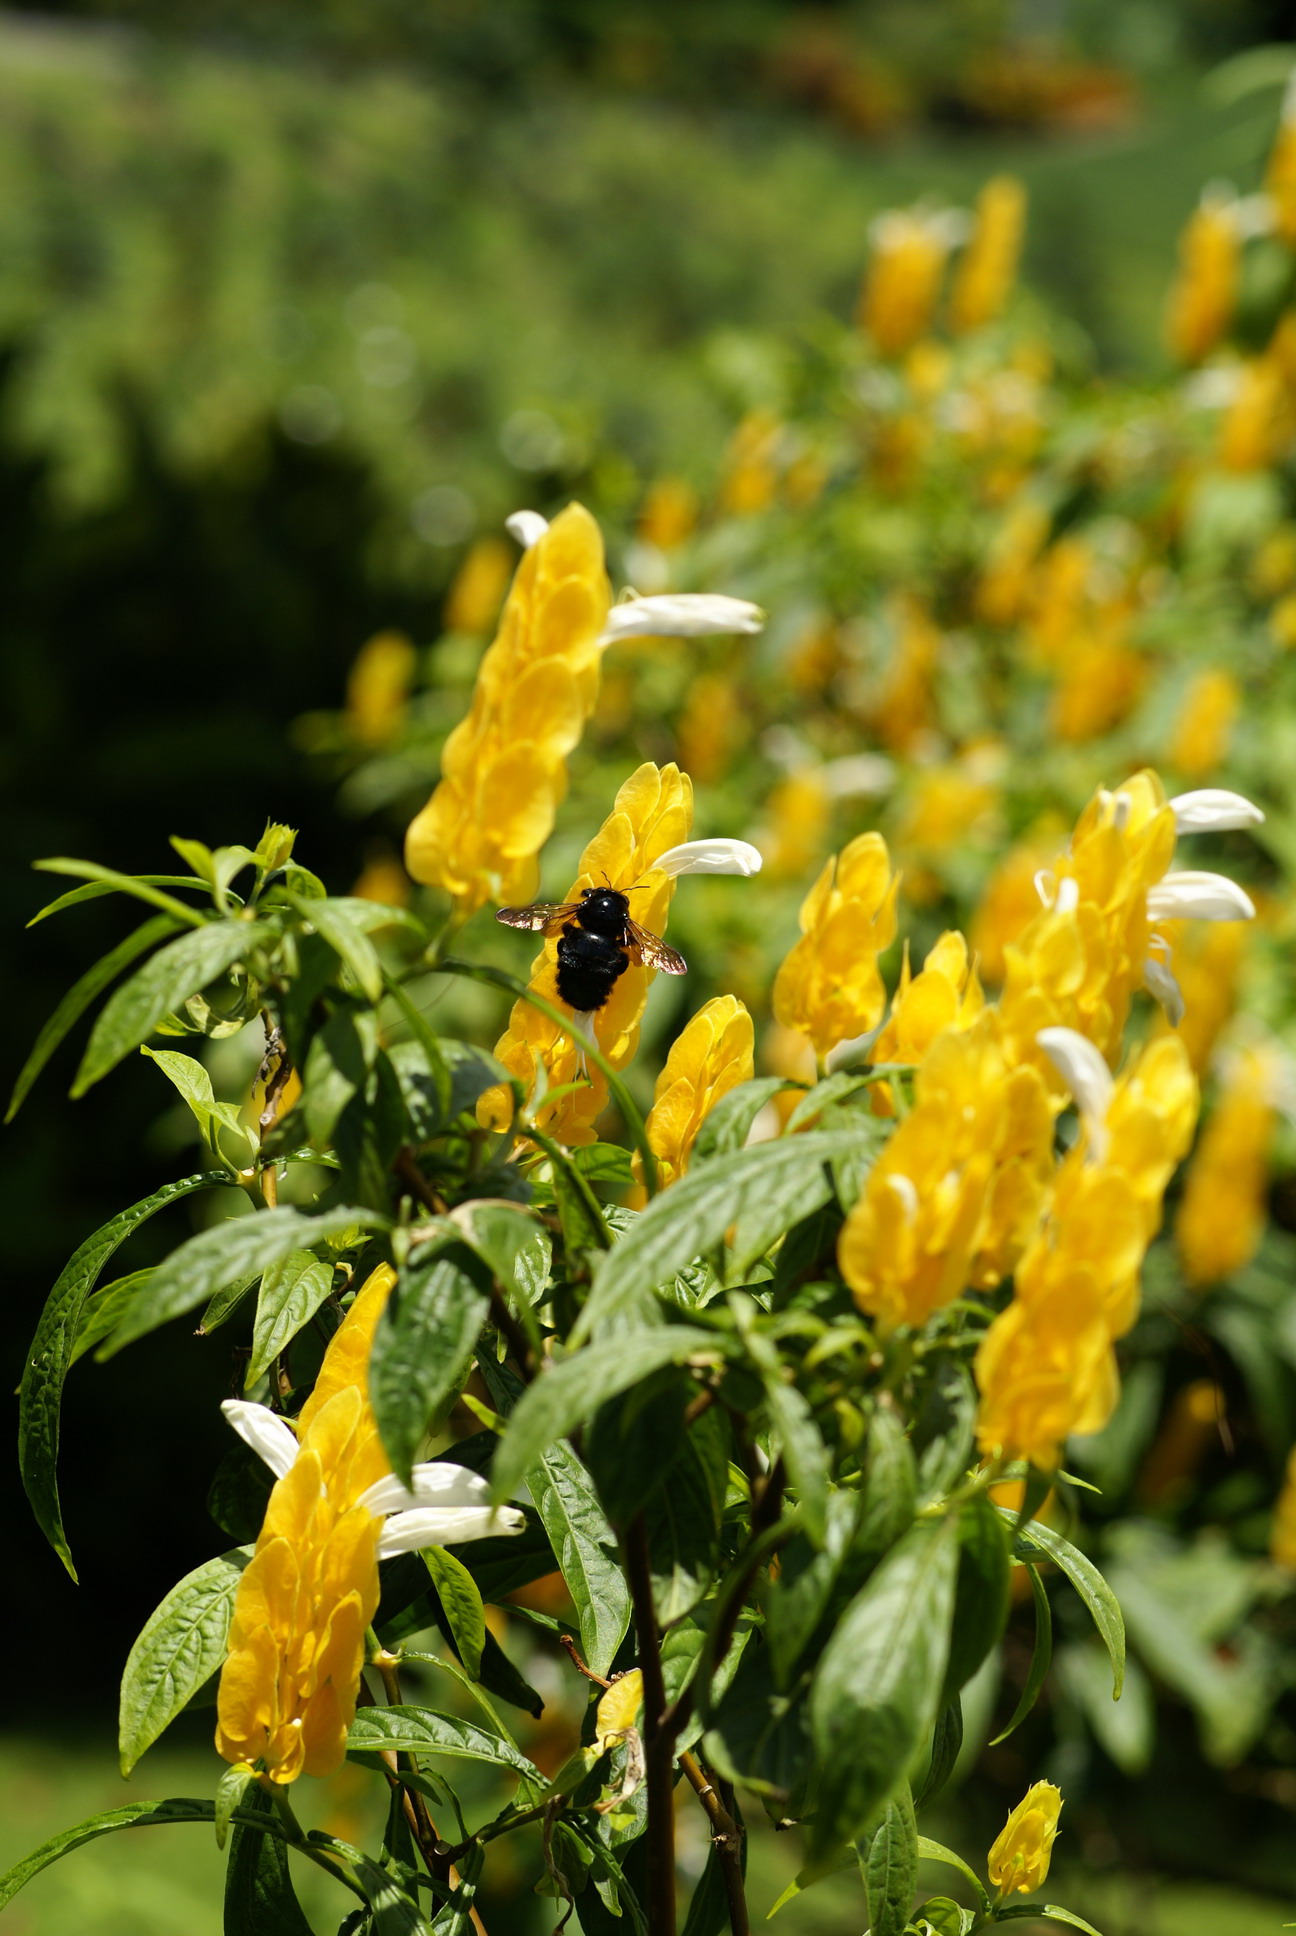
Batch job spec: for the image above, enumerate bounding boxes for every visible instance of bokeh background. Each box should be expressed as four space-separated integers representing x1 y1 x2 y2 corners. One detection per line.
5 2 1296 1930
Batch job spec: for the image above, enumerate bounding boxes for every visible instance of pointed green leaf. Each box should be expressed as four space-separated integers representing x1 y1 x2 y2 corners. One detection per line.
142 1046 257 1168
369 1242 492 1485
120 1546 250 1773
423 1547 486 1679
0 1798 299 1912
32 858 211 928
574 1130 872 1340
994 1909 1105 1935
810 1516 960 1856
347 1705 543 1783
223 1784 317 1936
527 1439 631 1678
247 1249 335 1382
20 1172 231 1576
1005 1513 1124 1699
74 920 274 1094
282 892 384 1002
690 1076 791 1161
7 914 181 1121
991 1563 1052 1744
100 1205 388 1358
491 1327 725 1503
69 1269 153 1365
863 1779 917 1936
915 1837 991 1906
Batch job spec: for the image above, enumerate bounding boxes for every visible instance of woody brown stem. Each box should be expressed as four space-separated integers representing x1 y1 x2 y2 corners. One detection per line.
625 1514 676 1936
679 1754 748 1936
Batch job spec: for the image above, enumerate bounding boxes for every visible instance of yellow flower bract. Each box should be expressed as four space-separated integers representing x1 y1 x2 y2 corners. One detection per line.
634 994 754 1192
987 1781 1063 1897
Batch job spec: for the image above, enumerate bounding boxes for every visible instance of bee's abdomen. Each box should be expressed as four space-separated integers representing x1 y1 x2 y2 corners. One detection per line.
556 927 629 1013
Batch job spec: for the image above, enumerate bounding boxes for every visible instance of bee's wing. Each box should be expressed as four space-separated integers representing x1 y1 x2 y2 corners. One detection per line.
624 920 688 975
495 901 583 935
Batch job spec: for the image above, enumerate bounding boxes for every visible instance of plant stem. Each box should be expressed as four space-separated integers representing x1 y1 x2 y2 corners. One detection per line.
679 1753 749 1936
625 1513 676 1936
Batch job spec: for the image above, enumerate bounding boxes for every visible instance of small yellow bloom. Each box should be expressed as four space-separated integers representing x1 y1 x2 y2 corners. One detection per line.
1048 633 1145 744
1024 535 1093 668
444 536 514 637
638 478 699 549
1271 1447 1296 1571
346 632 417 747
480 762 693 1145
859 208 952 357
1176 1045 1277 1288
634 995 754 1192
987 1782 1063 1897
1219 357 1289 473
759 770 830 881
719 410 781 515
871 931 984 1068
1165 193 1239 364
677 672 743 787
405 504 611 917
351 854 411 908
1168 668 1239 778
949 176 1027 334
772 831 899 1061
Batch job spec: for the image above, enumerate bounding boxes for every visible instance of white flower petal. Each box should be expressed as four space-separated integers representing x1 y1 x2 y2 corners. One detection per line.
651 838 763 879
220 1400 299 1481
1146 870 1256 922
505 510 549 549
376 1504 526 1558
821 754 897 799
1170 789 1265 834
1143 953 1186 1027
596 594 765 645
1037 1027 1114 1159
885 1173 920 1219
358 1462 494 1518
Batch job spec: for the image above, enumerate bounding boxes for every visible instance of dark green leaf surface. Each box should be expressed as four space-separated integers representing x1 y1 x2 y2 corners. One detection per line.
492 1327 724 1501
942 1496 1011 1703
423 1546 486 1679
1008 1513 1125 1698
20 1171 230 1576
101 1205 386 1357
223 1786 316 1936
283 892 384 1003
370 1242 492 1484
575 1130 870 1336
809 1515 960 1854
7 913 180 1121
992 1562 1052 1745
119 1547 250 1774
32 858 211 928
690 1076 790 1161
0 1798 297 1911
248 1248 335 1382
527 1439 631 1678
74 919 274 1093
863 1780 918 1936
347 1705 542 1782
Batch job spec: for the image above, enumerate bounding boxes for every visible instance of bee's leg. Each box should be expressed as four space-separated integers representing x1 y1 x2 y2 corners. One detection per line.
568 1009 597 1079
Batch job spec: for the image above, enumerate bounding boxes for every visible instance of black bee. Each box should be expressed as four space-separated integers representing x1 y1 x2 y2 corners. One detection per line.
496 886 687 1017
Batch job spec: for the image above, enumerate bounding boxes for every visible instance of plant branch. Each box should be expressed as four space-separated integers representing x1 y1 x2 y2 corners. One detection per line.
625 1513 676 1936
679 1753 748 1936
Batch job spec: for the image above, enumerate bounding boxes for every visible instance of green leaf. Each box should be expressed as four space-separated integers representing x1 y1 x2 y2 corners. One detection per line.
20 1171 230 1576
119 1547 250 1774
863 1780 918 1936
765 1491 859 1688
69 1269 154 1365
679 1841 730 1936
913 1697 963 1809
370 1242 493 1485
491 1327 725 1503
574 1130 871 1340
527 1439 631 1678
7 914 182 1122
990 1563 1052 1745
74 920 274 1094
809 1515 960 1856
994 1909 1105 1935
447 1199 545 1296
347 1705 543 1783
912 1895 976 1934
642 1403 728 1624
100 1205 387 1357
32 858 211 928
857 1403 918 1558
141 1046 258 1168
247 1249 335 1382
942 1496 1011 1704
423 1547 486 1679
350 1851 435 1936
0 1797 299 1912
731 1298 828 1543
213 1766 256 1853
223 1784 316 1936
690 1076 790 1161
198 1268 265 1337
283 892 384 1002
1007 1514 1125 1699
915 1836 991 1906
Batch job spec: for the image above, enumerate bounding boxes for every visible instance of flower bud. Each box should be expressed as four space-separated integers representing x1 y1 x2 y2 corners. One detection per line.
987 1780 1063 1898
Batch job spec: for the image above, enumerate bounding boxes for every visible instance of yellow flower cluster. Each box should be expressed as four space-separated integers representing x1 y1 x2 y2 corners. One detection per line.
839 1013 1053 1332
632 994 754 1193
949 176 1027 335
975 1036 1197 1467
858 208 953 357
480 762 692 1145
772 830 899 1061
870 931 984 1068
346 631 417 747
405 504 611 916
216 1266 394 1783
1165 193 1240 364
1176 1045 1277 1288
